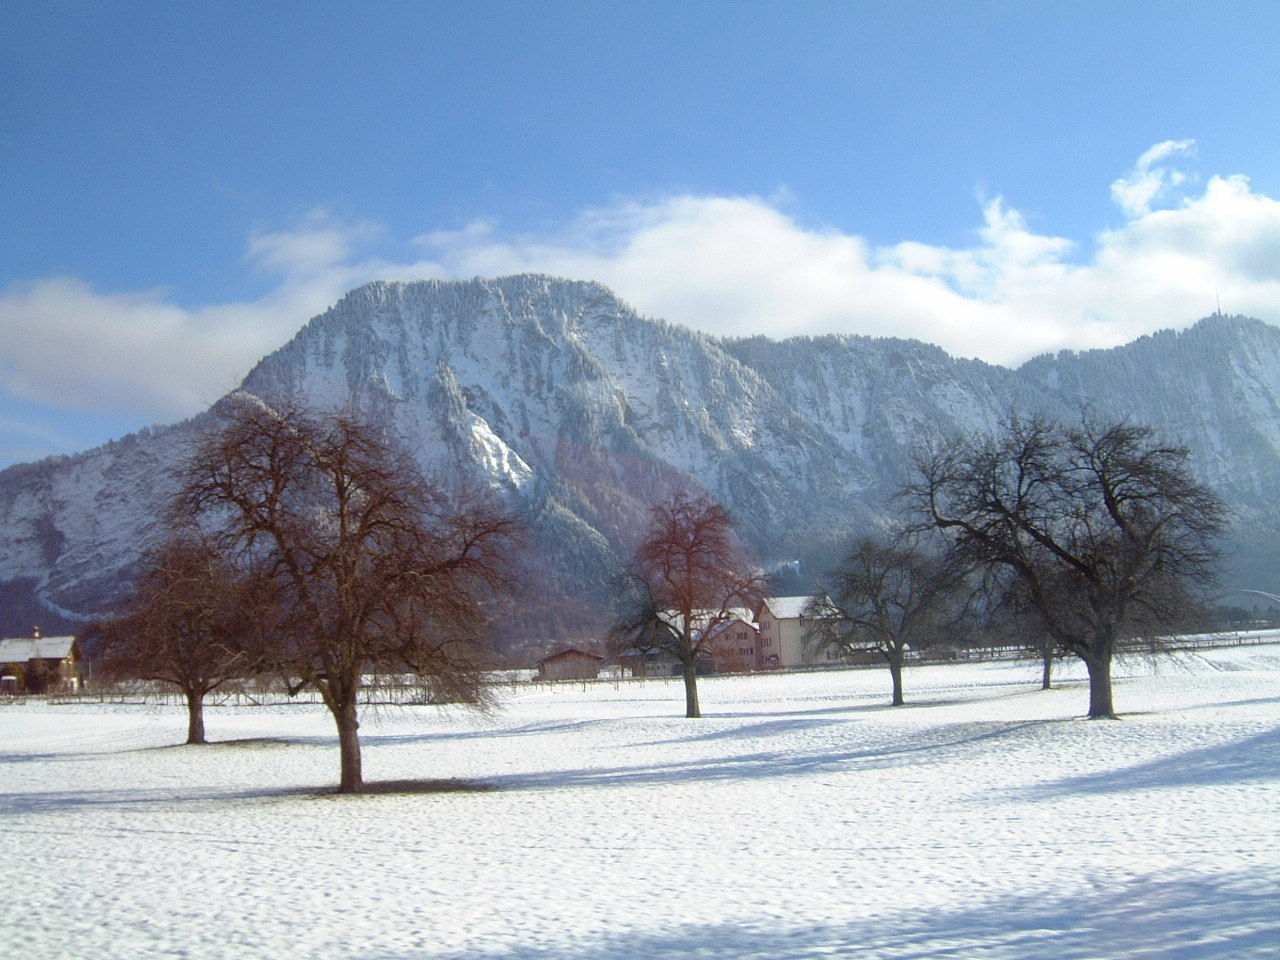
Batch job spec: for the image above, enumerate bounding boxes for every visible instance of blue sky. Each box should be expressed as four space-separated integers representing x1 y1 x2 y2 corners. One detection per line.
2 0 1278 466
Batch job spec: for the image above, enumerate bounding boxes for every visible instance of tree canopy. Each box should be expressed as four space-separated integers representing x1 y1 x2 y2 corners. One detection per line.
93 532 264 744
905 414 1224 717
613 492 766 718
807 535 966 706
179 395 522 791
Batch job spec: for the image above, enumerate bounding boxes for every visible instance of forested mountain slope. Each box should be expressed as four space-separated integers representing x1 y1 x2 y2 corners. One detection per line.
0 275 1271 636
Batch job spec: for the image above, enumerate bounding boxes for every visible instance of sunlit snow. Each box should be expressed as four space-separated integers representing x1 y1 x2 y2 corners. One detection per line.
2 645 1277 959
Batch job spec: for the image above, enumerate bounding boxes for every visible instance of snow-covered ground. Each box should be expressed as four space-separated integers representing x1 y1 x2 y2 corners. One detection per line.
2 647 1278 959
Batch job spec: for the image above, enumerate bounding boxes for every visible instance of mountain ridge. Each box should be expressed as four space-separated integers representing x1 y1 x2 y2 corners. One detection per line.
1 275 1276 637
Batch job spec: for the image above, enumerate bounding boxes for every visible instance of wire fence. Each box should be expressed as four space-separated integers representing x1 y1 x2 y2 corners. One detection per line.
9 628 1277 707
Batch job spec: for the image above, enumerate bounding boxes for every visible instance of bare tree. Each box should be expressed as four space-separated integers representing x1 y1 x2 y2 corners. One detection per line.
805 536 966 706
612 492 767 718
179 395 522 792
906 414 1224 718
989 566 1106 691
92 534 263 744
980 576 1059 690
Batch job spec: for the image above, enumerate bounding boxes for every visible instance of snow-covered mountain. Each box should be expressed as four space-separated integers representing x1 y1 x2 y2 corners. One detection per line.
1 275 1276 636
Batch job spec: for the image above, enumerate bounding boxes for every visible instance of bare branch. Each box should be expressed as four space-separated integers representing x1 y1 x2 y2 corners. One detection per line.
177 394 524 790
904 412 1225 717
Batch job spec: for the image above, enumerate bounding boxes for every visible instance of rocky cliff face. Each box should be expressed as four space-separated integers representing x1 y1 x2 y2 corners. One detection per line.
1 275 1274 635
1016 315 1280 591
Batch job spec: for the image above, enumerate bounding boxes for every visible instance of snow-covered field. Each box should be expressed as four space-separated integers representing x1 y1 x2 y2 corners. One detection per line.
2 648 1278 960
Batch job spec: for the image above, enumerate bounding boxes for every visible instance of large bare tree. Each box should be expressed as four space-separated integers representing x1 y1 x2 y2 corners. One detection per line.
613 492 767 718
906 415 1224 718
805 536 966 706
179 395 522 792
93 533 263 744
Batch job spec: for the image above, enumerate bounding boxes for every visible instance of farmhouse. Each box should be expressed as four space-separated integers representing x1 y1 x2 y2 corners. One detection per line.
701 613 761 674
611 646 681 678
757 596 843 668
641 607 760 674
0 630 83 694
604 596 845 678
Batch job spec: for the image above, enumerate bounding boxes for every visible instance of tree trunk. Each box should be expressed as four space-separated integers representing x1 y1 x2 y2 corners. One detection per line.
184 688 207 745
888 651 905 707
335 699 363 792
1039 635 1055 689
682 661 701 718
1084 652 1116 719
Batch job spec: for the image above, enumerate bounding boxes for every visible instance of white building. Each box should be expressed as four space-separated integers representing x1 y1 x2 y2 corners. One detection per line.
756 596 842 668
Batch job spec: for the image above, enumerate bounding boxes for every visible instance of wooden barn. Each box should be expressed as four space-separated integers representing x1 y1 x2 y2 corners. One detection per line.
536 648 603 681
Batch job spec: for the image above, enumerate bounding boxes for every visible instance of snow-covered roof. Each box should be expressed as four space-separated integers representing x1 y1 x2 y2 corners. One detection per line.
659 608 756 634
760 596 814 621
0 636 78 663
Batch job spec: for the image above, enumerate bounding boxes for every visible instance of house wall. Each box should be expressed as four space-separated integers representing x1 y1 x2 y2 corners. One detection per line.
758 601 842 668
0 656 81 693
709 619 759 673
757 614 780 667
777 617 809 667
54 656 81 689
538 653 601 681
758 613 810 667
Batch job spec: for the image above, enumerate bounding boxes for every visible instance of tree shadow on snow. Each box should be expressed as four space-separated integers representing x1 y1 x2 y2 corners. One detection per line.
137 737 332 751
345 778 496 795
483 720 1057 794
0 715 1070 816
664 694 1044 745
0 777 495 815
358 718 607 748
1020 723 1280 798
2 718 1060 814
0 737 333 765
705 684 1052 723
0 784 323 814
0 749 112 765
365 869 1277 960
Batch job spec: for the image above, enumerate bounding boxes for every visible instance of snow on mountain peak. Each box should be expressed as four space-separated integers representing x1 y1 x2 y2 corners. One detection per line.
2 278 1279 634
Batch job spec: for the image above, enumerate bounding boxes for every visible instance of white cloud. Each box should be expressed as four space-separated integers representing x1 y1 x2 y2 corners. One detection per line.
245 209 381 279
2 143 1277 450
0 278 216 418
0 213 442 422
410 154 1278 363
1110 139 1197 217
